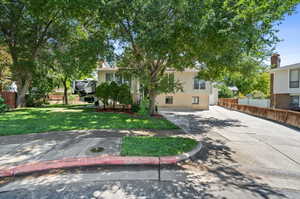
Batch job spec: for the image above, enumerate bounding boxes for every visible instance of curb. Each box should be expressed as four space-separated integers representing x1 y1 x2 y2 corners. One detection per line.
0 143 202 178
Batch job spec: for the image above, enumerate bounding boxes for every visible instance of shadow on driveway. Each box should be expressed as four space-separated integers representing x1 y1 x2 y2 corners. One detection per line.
163 111 247 134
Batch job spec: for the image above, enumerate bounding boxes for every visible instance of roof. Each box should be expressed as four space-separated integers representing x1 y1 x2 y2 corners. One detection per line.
270 63 300 72
96 62 201 72
96 62 118 71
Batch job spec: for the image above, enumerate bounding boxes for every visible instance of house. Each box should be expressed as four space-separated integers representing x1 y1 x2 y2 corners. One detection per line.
270 54 300 110
97 63 218 110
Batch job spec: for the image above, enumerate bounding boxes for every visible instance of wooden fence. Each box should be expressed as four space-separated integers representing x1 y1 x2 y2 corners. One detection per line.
0 91 17 108
218 98 238 105
48 94 87 105
218 98 300 129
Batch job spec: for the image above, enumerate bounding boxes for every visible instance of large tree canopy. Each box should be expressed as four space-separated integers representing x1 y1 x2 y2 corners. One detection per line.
0 0 299 110
212 56 271 97
0 0 102 106
97 0 299 114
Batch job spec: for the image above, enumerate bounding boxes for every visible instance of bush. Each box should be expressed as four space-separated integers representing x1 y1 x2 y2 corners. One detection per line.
118 84 132 107
25 91 44 107
96 82 133 109
218 84 234 98
95 82 111 109
251 90 266 99
138 98 150 116
0 97 8 113
131 104 140 112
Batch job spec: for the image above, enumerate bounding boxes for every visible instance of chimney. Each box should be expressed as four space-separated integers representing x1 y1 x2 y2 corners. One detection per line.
271 53 281 68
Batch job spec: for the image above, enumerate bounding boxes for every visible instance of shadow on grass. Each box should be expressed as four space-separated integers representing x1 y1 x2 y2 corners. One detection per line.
0 106 178 136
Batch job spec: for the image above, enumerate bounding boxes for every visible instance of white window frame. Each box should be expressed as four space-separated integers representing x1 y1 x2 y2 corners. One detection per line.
194 78 206 90
192 96 199 104
289 69 300 88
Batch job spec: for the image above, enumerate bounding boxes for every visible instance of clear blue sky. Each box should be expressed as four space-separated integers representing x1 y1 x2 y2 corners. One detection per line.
276 3 300 66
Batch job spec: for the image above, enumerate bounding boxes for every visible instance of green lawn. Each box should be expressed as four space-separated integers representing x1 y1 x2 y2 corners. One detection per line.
0 105 178 136
121 136 198 157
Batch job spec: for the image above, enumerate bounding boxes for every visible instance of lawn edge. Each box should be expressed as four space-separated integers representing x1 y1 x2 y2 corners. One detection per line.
0 142 202 178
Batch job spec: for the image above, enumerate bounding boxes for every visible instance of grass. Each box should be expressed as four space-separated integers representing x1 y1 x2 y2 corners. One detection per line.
120 136 198 157
0 105 178 136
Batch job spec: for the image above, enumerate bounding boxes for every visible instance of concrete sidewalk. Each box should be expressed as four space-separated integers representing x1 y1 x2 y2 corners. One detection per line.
0 129 184 171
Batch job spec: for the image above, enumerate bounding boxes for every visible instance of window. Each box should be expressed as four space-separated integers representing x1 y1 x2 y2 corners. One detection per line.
194 78 206 90
291 96 299 107
290 69 300 88
165 96 173 104
192 96 199 104
106 73 131 86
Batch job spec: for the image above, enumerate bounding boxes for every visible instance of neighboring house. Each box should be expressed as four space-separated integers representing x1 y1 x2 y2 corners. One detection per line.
270 54 300 110
97 64 218 110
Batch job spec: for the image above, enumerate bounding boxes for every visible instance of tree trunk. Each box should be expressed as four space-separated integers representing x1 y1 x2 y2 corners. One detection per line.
62 78 68 105
149 88 157 115
16 78 31 107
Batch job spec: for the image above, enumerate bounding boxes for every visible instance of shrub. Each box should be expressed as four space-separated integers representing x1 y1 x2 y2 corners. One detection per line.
251 90 266 99
0 97 8 113
109 81 120 108
131 104 140 112
138 98 150 116
95 82 111 109
96 82 133 110
118 84 132 107
218 84 234 98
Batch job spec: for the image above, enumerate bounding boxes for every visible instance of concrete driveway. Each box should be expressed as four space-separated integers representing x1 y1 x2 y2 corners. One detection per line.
161 106 300 191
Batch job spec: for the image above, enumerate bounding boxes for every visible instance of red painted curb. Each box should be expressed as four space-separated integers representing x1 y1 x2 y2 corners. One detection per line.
159 156 179 164
0 143 202 178
0 156 160 178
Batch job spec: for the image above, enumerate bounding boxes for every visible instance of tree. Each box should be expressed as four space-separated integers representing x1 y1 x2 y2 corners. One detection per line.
202 56 271 96
0 0 103 106
42 19 107 105
218 84 234 98
0 46 12 91
98 0 298 114
118 84 132 110
95 82 111 109
254 72 270 97
109 81 120 109
0 1 70 106
25 69 58 107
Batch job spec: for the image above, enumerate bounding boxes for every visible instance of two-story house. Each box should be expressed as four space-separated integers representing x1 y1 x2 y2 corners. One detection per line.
97 64 218 110
270 54 300 110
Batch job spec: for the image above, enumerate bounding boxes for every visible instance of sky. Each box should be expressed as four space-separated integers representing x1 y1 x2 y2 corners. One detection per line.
275 3 300 66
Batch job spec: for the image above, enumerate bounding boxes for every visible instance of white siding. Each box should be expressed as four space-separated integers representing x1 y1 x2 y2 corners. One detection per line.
273 69 289 94
209 84 219 105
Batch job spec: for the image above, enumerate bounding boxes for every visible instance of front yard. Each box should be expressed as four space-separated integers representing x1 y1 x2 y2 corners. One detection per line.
0 105 178 136
121 136 198 156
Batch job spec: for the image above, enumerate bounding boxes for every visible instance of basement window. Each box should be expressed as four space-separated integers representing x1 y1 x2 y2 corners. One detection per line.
165 96 173 104
192 96 199 104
